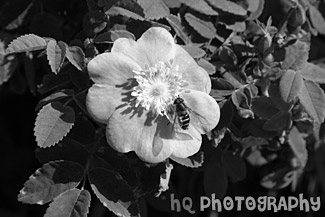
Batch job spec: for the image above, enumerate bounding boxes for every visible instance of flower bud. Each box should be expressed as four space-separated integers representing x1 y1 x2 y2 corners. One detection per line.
257 33 273 55
288 3 306 28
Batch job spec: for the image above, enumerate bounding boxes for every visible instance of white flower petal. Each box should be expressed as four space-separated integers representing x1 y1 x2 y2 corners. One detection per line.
112 27 176 68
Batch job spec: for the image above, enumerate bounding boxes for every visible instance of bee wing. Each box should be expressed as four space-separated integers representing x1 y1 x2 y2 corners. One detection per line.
166 107 193 141
187 107 211 134
172 122 193 140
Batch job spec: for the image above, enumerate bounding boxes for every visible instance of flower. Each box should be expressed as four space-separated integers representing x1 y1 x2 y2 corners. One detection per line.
86 27 220 163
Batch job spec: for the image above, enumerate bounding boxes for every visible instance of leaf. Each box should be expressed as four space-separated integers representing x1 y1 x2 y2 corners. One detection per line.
149 20 172 30
247 0 260 12
46 40 67 74
246 149 268 166
279 69 303 103
185 13 216 39
221 71 243 89
224 21 246 32
204 164 228 199
104 0 145 17
165 14 188 43
231 88 254 118
181 45 205 58
0 51 18 85
298 79 325 123
110 30 136 41
137 0 170 20
288 126 307 168
252 96 279 119
247 0 265 20
18 160 84 205
211 77 235 90
6 34 47 53
105 6 145 21
198 58 215 75
260 163 296 190
5 1 33 30
206 0 247 16
248 119 280 139
221 151 246 181
245 83 258 100
210 78 235 100
44 189 91 217
268 84 293 111
35 138 89 167
35 89 74 111
308 4 325 35
34 102 75 148
263 111 291 131
170 151 204 168
178 0 218 16
282 40 309 70
65 46 86 71
0 0 33 28
156 161 173 197
300 62 325 83
162 0 181 8
218 45 237 66
93 32 112 43
236 136 268 149
214 99 234 130
89 168 140 217
83 10 107 37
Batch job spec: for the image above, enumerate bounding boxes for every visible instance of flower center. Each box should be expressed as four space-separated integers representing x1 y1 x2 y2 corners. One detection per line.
131 61 187 116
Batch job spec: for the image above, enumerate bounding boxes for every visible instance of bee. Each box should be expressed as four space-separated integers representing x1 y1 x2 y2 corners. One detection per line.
173 96 190 130
167 95 206 140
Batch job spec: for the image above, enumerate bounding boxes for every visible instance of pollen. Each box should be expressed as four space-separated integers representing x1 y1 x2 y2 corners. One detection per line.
131 61 187 116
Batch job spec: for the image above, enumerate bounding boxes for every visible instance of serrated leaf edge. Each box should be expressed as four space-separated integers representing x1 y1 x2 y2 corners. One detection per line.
34 103 75 148
6 34 47 54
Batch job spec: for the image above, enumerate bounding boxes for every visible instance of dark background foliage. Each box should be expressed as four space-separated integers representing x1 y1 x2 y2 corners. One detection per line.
1 0 325 217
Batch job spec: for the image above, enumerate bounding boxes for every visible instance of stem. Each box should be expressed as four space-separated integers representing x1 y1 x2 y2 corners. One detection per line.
81 159 90 190
62 98 73 107
72 89 89 115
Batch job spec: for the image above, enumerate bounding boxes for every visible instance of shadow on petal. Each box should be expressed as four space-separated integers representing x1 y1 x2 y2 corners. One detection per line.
114 78 162 127
152 116 170 157
115 78 144 117
152 115 194 157
144 111 158 126
152 135 163 157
